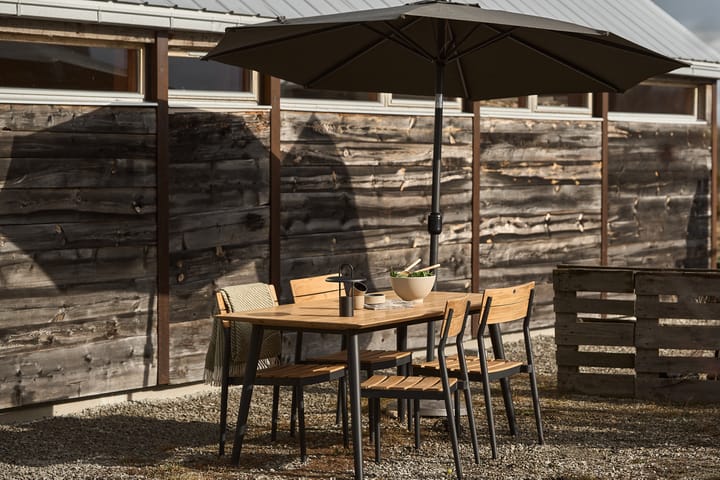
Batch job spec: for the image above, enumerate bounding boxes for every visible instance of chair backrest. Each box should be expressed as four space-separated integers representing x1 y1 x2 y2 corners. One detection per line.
290 274 336 303
441 296 471 340
476 282 535 336
216 282 281 361
216 283 278 316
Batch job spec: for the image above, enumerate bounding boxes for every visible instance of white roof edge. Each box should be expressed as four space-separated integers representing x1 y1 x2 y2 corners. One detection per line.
0 0 270 33
672 60 720 80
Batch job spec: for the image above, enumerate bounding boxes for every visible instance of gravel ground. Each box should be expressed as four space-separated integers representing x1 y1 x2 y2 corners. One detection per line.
2 334 720 480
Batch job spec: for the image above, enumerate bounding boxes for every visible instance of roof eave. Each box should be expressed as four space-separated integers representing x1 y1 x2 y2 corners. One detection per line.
670 60 720 80
0 0 270 33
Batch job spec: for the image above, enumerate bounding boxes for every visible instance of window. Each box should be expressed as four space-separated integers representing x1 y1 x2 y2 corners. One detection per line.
609 82 696 116
0 40 140 93
281 80 378 102
168 53 256 105
537 93 589 109
478 94 590 116
479 96 527 109
169 55 252 93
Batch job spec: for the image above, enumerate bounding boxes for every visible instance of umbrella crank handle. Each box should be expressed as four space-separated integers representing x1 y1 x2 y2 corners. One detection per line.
427 212 442 235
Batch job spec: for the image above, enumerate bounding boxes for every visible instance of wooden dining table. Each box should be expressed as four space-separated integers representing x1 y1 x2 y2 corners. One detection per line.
216 290 485 480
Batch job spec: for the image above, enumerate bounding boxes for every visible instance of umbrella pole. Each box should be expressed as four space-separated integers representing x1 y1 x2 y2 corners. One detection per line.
426 59 444 361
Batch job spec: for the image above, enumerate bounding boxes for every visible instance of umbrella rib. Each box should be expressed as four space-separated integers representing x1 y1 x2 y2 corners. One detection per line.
445 23 470 99
506 33 622 91
376 20 435 62
207 23 359 59
306 19 433 88
445 28 516 64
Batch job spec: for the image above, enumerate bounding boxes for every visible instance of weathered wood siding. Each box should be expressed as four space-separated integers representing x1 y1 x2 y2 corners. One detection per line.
608 122 712 268
167 110 271 383
0 105 158 409
279 111 473 351
478 118 603 328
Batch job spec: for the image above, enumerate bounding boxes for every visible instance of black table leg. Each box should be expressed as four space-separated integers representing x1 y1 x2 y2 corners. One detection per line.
347 333 363 480
231 324 264 465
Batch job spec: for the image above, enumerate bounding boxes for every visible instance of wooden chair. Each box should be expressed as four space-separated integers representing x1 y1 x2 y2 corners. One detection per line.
289 274 414 425
360 296 480 480
212 282 347 461
414 282 544 459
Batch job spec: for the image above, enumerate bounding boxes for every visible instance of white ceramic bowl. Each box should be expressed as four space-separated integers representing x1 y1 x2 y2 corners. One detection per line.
390 275 436 302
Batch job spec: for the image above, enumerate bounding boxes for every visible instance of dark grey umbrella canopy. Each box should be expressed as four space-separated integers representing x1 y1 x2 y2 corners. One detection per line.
207 0 686 372
206 1 686 100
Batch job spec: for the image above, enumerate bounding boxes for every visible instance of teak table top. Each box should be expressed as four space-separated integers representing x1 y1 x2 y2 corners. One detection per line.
217 290 485 333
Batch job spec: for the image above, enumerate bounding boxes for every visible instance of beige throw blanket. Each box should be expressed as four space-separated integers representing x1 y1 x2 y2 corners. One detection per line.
204 283 281 385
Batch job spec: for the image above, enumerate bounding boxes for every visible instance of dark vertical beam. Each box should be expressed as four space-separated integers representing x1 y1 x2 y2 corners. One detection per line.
261 75 282 291
468 100 481 294
711 82 718 268
593 93 609 266
151 32 170 385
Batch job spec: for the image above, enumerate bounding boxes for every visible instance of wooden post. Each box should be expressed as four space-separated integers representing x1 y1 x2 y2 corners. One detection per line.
467 99 481 295
151 31 170 385
592 93 610 266
462 99 481 335
711 82 718 268
261 75 282 292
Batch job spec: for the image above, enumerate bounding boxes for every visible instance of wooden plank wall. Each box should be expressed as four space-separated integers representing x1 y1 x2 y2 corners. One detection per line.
608 122 712 268
0 105 158 409
478 118 603 328
167 110 271 383
278 111 473 352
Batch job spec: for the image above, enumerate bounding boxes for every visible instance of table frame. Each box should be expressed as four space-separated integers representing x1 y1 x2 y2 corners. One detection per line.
217 291 485 480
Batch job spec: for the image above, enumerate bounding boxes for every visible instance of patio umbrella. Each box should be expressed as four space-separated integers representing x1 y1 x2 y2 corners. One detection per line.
206 0 684 354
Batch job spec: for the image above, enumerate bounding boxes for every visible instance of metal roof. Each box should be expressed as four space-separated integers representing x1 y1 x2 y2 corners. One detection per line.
1 0 719 67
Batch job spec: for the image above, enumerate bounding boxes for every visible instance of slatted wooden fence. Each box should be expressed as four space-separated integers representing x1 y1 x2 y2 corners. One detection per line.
554 266 720 403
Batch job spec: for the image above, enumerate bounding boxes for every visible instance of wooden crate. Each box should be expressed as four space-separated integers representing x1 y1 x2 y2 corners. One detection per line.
554 266 636 397
634 271 720 403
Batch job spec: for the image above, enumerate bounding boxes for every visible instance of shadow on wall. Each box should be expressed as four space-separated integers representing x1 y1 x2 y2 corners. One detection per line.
680 178 710 269
0 106 376 408
0 105 159 408
274 113 372 358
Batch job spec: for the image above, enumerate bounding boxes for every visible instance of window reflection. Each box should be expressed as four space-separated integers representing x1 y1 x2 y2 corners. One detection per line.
0 40 139 92
609 83 696 115
281 80 378 101
169 56 251 92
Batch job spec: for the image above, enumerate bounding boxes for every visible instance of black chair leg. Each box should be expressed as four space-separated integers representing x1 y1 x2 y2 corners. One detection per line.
397 364 406 423
413 398 421 449
443 389 463 480
298 387 307 462
482 376 498 459
373 397 381 463
341 379 349 449
499 377 518 436
270 385 280 441
454 389 462 435
290 387 297 437
335 378 344 424
463 384 481 464
218 323 231 456
367 369 375 442
528 368 545 444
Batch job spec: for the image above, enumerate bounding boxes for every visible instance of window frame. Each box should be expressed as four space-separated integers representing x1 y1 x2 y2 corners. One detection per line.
167 50 260 108
0 37 147 105
607 77 707 124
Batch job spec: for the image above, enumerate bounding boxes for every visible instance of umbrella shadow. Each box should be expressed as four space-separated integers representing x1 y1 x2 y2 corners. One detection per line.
0 106 380 407
1 105 159 408
679 178 710 268
0 412 217 467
